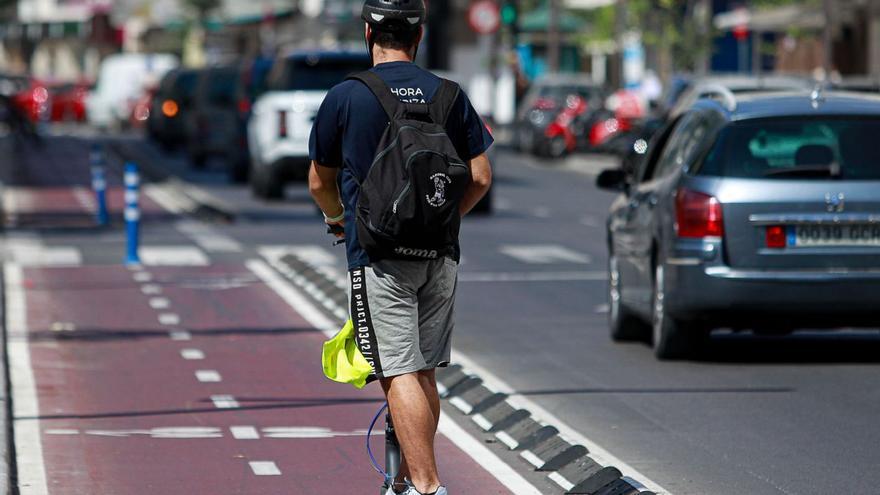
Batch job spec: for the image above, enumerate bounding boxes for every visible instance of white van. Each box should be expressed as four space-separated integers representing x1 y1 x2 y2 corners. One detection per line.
86 53 178 129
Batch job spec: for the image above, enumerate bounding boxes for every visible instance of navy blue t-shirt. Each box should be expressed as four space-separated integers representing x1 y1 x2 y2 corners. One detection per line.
309 61 494 269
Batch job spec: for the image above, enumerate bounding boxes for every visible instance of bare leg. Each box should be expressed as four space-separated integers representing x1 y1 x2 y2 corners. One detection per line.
392 370 441 491
381 371 442 494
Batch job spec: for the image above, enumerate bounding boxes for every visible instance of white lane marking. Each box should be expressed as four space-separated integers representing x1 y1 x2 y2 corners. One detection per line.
438 414 542 495
158 313 181 326
49 322 76 332
452 351 672 495
257 251 348 321
169 330 192 341
2 185 19 226
249 461 282 476
245 259 337 337
449 396 474 414
230 426 260 440
133 272 153 282
140 283 162 295
533 206 551 218
595 303 610 314
86 427 222 439
72 186 97 211
472 413 493 431
258 245 338 267
499 244 591 264
520 450 544 469
262 427 334 438
549 471 575 491
196 370 222 382
5 236 82 267
45 429 80 435
5 263 49 495
580 215 602 228
149 297 170 309
139 246 210 266
180 349 205 360
211 395 240 409
459 271 606 283
495 430 519 449
175 220 243 253
143 183 193 214
248 258 542 495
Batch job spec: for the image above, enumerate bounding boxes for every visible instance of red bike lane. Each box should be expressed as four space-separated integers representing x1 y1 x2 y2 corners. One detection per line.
9 262 516 494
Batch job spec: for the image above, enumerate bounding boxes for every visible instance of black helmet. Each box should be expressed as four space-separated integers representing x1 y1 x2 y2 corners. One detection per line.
362 0 426 31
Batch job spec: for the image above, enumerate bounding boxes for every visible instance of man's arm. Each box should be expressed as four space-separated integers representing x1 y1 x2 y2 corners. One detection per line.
308 161 345 235
459 152 493 216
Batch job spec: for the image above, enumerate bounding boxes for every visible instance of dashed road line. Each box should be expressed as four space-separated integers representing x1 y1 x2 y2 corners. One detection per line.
140 284 162 295
149 297 170 309
211 395 240 409
175 220 243 253
230 426 260 440
158 313 181 326
169 330 192 341
196 370 222 383
180 349 205 360
133 272 153 282
139 246 210 266
248 461 281 476
499 244 592 264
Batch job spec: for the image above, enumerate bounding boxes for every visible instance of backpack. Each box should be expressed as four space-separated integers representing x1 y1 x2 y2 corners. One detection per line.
347 71 470 262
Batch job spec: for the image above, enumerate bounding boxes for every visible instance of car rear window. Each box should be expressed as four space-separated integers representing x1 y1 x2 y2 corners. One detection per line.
206 69 238 104
697 117 880 180
279 56 371 91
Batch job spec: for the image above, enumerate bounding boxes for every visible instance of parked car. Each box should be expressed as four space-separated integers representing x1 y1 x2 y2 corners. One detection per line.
666 74 814 119
147 68 202 149
86 53 178 129
597 89 880 359
184 66 244 176
515 75 606 156
49 81 90 122
248 51 371 199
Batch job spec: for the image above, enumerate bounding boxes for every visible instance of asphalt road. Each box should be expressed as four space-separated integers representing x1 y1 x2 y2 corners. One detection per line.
4 131 880 495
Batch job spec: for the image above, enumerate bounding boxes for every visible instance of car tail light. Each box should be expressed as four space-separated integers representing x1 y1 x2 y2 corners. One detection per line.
162 99 179 117
766 225 787 249
278 110 288 138
32 86 49 103
238 98 251 115
675 189 724 238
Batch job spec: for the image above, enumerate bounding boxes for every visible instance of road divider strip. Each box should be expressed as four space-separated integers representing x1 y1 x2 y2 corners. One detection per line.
256 250 672 495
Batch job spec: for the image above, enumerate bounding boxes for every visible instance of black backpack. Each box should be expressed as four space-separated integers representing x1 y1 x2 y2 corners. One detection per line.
348 71 470 262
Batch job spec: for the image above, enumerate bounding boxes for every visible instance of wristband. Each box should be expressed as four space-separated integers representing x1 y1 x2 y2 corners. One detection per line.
323 208 345 223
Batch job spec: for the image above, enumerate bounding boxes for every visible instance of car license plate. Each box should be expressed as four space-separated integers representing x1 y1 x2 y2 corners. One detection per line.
788 224 880 247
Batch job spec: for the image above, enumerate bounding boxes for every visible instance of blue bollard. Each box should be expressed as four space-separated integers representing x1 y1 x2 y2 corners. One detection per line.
90 144 109 226
124 162 141 265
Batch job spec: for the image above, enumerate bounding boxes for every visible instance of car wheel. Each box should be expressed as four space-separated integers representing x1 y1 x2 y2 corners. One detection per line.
251 164 283 200
652 263 700 359
608 254 649 341
548 136 568 159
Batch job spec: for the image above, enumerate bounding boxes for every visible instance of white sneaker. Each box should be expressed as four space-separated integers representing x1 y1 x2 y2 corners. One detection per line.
403 486 447 495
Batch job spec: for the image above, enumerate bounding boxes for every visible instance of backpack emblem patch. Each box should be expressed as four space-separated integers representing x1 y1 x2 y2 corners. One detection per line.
426 173 451 208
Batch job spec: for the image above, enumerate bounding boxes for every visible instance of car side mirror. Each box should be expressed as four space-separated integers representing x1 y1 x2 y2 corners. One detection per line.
596 168 629 192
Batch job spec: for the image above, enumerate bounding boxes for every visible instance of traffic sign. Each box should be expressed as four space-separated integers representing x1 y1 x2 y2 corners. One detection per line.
468 0 501 35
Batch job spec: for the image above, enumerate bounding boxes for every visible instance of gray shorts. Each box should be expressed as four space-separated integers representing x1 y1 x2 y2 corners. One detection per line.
349 257 458 380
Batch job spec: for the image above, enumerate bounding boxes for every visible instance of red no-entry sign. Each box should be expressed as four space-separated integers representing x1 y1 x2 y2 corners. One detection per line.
468 0 501 35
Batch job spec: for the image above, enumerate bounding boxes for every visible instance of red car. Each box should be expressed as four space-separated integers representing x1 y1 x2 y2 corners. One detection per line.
49 82 91 122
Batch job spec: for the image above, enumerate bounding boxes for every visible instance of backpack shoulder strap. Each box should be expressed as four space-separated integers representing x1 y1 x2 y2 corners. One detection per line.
428 79 461 126
347 71 402 120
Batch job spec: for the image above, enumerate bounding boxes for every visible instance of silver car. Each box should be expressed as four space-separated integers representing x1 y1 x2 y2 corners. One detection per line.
597 89 880 359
